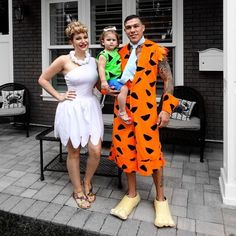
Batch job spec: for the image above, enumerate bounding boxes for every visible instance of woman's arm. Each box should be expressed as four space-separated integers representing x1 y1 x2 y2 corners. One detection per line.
38 55 75 101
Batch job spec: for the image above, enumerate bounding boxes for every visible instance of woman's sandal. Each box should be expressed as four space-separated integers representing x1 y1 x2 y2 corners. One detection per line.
83 181 96 203
118 111 132 125
72 192 91 209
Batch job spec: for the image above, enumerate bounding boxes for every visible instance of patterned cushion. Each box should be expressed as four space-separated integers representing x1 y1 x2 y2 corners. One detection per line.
167 116 200 130
1 90 25 109
171 99 196 121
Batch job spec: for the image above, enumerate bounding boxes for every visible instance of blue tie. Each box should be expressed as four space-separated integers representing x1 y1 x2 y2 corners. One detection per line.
118 37 145 84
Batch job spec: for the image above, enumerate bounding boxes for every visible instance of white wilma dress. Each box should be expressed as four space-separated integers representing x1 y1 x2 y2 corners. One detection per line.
54 57 104 149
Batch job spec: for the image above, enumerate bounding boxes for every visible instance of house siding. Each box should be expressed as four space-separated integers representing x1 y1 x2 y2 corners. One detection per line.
13 0 57 125
184 0 223 140
12 0 223 140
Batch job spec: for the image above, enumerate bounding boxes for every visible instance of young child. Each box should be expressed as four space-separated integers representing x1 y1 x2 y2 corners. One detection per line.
97 26 132 125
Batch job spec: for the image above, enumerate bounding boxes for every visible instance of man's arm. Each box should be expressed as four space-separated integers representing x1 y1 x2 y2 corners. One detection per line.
158 57 174 94
157 57 175 127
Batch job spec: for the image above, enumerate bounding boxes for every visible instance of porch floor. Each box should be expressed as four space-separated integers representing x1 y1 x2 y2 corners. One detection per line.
0 124 235 236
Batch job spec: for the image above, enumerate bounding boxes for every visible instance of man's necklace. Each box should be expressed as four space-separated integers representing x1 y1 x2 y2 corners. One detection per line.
69 51 90 65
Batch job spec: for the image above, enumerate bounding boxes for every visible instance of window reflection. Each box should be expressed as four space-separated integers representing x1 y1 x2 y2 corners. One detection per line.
50 1 78 45
90 0 122 45
0 0 8 35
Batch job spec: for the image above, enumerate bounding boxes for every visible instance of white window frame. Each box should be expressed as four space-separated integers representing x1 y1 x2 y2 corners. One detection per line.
40 0 183 100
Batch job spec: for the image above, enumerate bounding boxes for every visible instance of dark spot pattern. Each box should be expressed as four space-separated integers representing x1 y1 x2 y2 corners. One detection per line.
146 102 153 109
146 147 154 154
115 135 121 141
131 92 138 99
143 134 152 141
141 114 150 121
170 104 175 111
140 165 148 172
128 145 135 151
108 54 113 62
122 164 127 169
128 131 134 138
163 94 169 101
146 89 151 96
135 78 142 84
151 124 157 131
118 124 126 130
150 81 156 87
149 59 157 66
137 66 145 72
117 147 123 154
131 107 138 113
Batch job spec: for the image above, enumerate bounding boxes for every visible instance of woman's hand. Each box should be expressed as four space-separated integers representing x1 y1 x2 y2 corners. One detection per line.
101 81 109 90
58 90 76 102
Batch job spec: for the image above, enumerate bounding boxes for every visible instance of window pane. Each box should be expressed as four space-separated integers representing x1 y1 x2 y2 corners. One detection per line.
90 0 122 45
50 1 78 45
137 0 172 43
50 49 70 91
0 0 8 34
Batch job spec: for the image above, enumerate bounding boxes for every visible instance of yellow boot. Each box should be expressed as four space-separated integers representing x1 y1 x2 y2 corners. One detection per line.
110 193 141 220
154 198 175 227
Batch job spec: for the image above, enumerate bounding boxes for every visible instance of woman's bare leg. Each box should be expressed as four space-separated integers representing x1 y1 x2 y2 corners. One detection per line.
83 139 102 201
66 140 83 193
67 140 90 208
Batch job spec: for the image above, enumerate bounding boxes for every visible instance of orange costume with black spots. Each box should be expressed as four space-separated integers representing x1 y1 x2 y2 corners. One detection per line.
108 39 179 176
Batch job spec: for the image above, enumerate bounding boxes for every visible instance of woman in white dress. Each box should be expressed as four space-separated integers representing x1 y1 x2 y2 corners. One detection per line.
38 21 103 209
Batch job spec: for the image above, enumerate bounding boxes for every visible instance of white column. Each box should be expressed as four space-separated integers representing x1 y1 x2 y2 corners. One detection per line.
219 0 236 206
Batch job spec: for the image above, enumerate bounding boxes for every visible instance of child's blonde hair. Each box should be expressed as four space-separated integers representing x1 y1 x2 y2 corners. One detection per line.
99 26 120 47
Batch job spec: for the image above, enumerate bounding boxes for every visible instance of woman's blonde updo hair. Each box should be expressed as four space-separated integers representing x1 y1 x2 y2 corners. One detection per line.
65 21 88 40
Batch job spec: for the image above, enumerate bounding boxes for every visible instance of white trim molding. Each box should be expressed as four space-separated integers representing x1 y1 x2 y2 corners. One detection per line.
40 0 184 100
219 0 236 206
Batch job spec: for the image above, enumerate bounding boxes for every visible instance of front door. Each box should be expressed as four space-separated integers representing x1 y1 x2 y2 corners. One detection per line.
0 0 13 85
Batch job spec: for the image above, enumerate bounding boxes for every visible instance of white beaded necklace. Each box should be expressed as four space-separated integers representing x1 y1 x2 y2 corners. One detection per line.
69 50 90 65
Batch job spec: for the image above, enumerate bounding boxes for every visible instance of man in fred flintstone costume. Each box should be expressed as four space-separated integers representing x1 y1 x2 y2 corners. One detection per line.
106 15 179 227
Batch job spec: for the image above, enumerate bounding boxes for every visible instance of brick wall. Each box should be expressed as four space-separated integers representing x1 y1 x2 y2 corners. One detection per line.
12 0 223 140
13 0 56 125
184 0 223 140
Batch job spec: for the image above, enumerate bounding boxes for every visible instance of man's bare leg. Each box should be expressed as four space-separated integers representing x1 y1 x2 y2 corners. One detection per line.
152 167 175 227
110 172 140 220
152 167 165 201
127 172 137 197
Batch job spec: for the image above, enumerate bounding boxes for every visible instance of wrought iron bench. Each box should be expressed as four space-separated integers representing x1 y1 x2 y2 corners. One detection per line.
0 83 30 137
159 86 206 162
35 117 122 188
